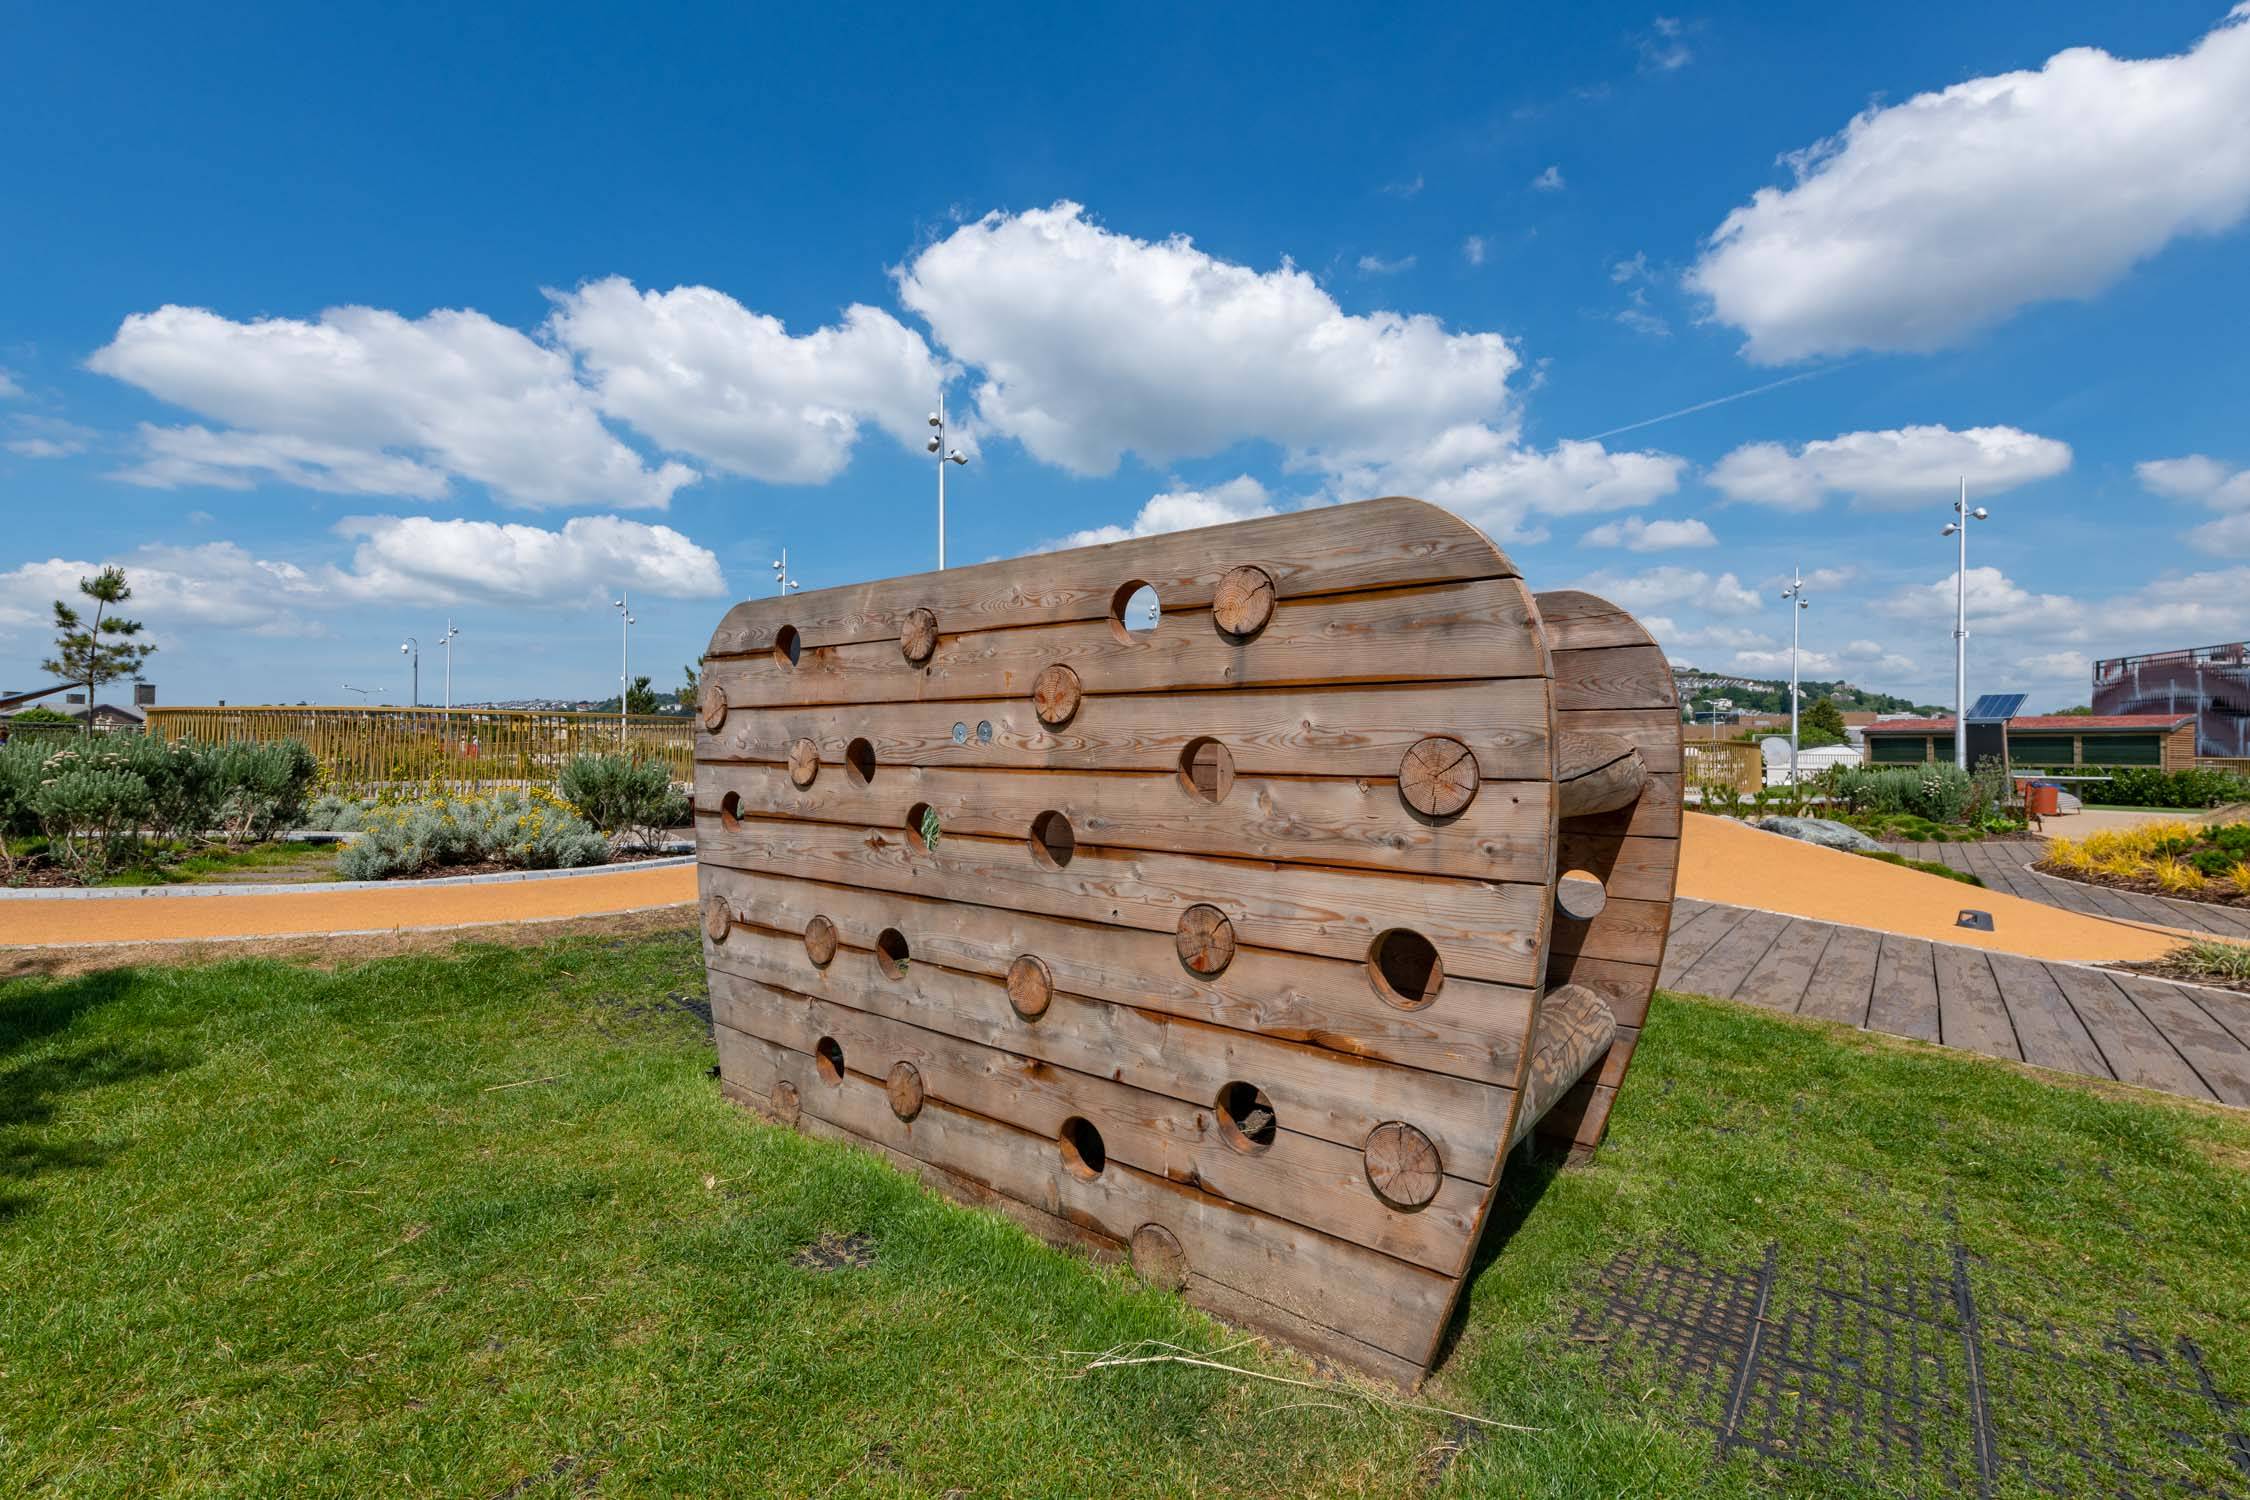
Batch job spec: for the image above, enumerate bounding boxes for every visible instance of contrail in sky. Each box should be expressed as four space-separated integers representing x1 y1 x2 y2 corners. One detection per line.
1580 362 1858 442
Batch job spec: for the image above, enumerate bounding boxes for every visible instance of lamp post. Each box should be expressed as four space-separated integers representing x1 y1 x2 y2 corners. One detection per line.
926 393 968 570
771 550 800 597
438 620 460 711
399 637 419 707
613 593 636 743
1940 478 1990 771
1780 567 1811 785
342 682 375 704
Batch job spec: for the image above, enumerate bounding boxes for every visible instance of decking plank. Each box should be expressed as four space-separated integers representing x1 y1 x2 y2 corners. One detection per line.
1867 934 1941 1043
1931 944 2021 1061
1668 909 1790 1001
2107 974 2250 1107
1657 904 1748 989
2045 966 2215 1101
1797 924 1881 1028
2184 983 2250 1051
1986 954 2112 1080
1731 918 1834 1013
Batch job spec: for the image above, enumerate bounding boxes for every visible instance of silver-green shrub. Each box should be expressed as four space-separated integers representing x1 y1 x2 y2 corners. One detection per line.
336 787 609 880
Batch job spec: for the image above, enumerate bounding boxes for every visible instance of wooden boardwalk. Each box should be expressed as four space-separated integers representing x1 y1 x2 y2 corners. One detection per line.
1663 898 2250 1108
1882 837 2250 939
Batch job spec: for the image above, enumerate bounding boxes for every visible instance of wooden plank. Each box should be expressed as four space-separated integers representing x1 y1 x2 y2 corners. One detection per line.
707 578 1544 706
1795 923 1880 1027
1533 592 1655 652
2185 984 2250 1051
705 760 1558 883
2018 869 2107 917
698 815 1551 988
705 495 1516 654
1542 951 1659 1029
1554 830 1678 903
1668 908 1790 1001
2106 974 2250 1106
1544 708 1681 775
1547 895 1670 968
703 865 1531 1085
701 677 1554 781
1558 769 1681 841
2044 966 2215 1101
714 1024 1447 1377
1658 904 1748 988
1930 944 2021 1061
711 983 1485 1272
1867 934 1941 1043
1985 954 2111 1081
1732 918 1834 1013
708 946 1516 1184
1550 645 1674 713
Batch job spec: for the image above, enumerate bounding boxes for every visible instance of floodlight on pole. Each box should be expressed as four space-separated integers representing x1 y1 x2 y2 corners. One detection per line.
400 636 419 707
1779 566 1811 785
771 550 800 596
614 593 636 743
1939 477 1991 770
927 393 968 569
437 621 461 711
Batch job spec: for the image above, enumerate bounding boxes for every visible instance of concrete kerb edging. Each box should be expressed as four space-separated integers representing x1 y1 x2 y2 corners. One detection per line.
0 854 696 902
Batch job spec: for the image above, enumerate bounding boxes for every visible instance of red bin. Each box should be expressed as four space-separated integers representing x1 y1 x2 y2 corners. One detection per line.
2022 781 2060 817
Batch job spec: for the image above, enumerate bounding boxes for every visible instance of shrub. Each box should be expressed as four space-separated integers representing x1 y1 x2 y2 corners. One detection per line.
207 739 317 847
304 792 374 832
2082 766 2250 809
24 746 153 881
1831 764 1978 825
558 753 689 851
336 788 609 880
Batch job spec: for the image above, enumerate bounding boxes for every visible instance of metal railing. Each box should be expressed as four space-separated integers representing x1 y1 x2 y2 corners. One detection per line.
144 706 695 794
1682 740 1764 795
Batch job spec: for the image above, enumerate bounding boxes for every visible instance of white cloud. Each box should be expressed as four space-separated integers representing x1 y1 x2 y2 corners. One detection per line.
1708 424 2070 510
1580 515 1716 551
7 440 75 460
1734 647 1839 674
1356 253 1418 276
1637 16 1694 72
1381 173 1425 199
1689 7 2250 362
90 303 697 509
328 515 725 607
1041 476 1280 551
1611 253 1650 284
110 423 452 498
1567 565 1764 617
1462 236 1488 267
2138 453 2250 509
543 277 947 486
0 544 325 639
2019 649 2091 680
1328 430 1687 539
896 202 1520 477
0 369 22 400
1878 564 2086 633
1531 165 1566 192
1615 289 1669 338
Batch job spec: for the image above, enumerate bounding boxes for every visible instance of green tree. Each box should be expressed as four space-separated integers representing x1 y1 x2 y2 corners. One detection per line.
41 566 155 737
623 674 661 715
1798 696 1848 749
678 659 702 707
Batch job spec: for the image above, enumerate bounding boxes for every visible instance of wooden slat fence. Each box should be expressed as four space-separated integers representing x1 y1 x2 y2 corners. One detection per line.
145 706 695 794
1683 740 1763 794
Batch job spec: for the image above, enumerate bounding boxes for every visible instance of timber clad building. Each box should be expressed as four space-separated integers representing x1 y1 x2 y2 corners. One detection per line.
1859 713 2198 770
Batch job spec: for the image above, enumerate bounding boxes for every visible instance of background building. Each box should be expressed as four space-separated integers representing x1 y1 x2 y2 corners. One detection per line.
2093 643 2250 758
1861 713 2197 770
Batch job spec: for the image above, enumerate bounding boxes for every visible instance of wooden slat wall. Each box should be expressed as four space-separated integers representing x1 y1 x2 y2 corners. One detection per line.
695 499 1679 1383
1532 591 1684 1154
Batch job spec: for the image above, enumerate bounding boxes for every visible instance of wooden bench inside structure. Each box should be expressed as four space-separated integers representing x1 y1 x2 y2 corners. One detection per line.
693 496 1682 1385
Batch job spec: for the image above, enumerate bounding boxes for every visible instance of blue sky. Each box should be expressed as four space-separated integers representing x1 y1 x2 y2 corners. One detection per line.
5 1 2249 710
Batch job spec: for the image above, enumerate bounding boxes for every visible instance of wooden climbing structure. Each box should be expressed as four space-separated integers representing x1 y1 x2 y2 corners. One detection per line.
694 496 1681 1384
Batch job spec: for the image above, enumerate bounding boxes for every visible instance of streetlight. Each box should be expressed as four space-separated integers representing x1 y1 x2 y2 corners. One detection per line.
1779 567 1811 785
437 620 461 711
342 682 376 704
399 637 419 706
613 593 636 743
1940 478 1990 771
771 550 800 597
926 393 968 570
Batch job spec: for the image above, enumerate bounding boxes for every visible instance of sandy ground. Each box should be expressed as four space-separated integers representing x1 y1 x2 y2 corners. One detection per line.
2039 808 2217 836
1676 812 2186 962
0 863 698 951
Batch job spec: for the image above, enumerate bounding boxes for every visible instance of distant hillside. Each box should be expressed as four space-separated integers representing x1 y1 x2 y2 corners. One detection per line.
1672 667 1945 717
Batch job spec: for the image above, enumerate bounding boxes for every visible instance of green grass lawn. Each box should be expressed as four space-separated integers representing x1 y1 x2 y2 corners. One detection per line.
4 928 2247 1497
97 840 342 887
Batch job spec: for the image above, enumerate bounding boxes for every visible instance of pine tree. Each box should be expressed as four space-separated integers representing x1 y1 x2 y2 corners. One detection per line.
41 566 155 736
623 674 660 715
1799 696 1848 749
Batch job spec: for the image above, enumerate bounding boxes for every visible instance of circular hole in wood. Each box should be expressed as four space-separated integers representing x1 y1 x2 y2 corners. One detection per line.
1212 564 1276 638
1398 736 1479 819
803 914 839 968
874 927 911 978
904 801 939 853
1109 580 1161 643
699 682 729 732
1177 737 1235 804
1058 1116 1106 1180
1214 1081 1277 1154
786 738 819 788
1007 954 1054 1020
773 624 801 667
886 1061 924 1120
1031 663 1082 727
1129 1223 1188 1292
703 896 731 943
718 789 741 831
814 1036 844 1086
1174 904 1236 978
899 606 939 665
1368 929 1444 1010
1028 810 1075 869
770 1078 801 1125
1363 1121 1442 1211
1558 868 1608 920
845 737 876 786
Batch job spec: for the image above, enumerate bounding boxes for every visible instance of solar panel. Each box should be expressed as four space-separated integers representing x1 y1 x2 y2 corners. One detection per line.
1966 692 2027 722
